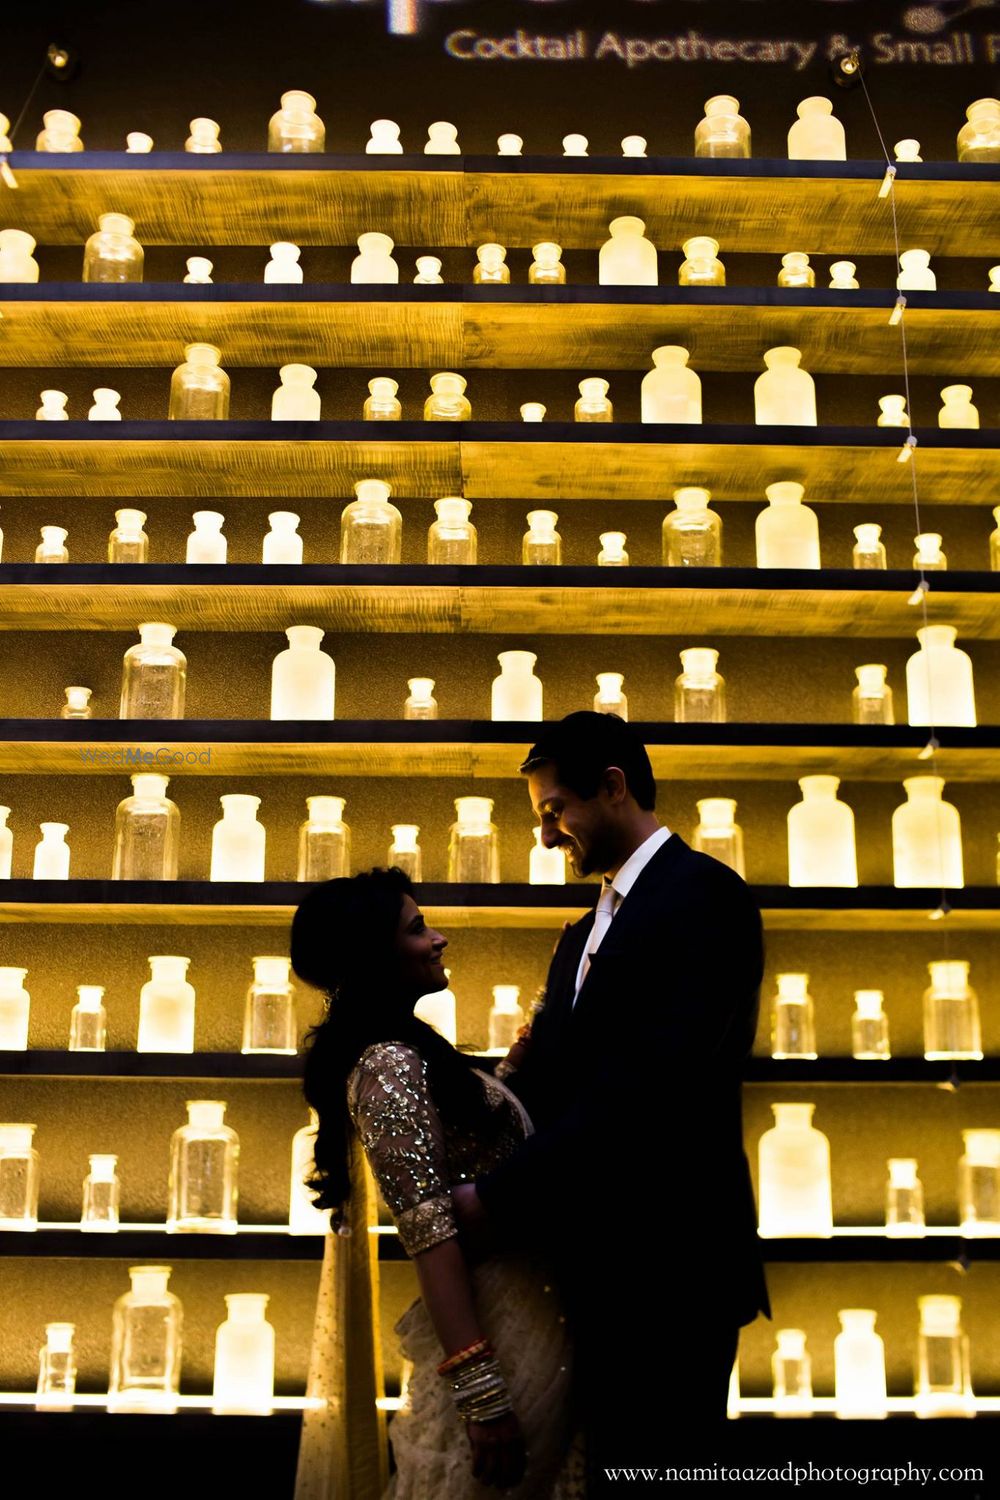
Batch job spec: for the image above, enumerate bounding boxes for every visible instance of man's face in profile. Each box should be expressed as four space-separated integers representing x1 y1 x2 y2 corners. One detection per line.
527 765 618 879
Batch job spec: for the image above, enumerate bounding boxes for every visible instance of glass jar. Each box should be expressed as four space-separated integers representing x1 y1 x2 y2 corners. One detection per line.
529 827 565 886
0 967 29 1049
756 482 821 568
263 511 303 564
120 623 187 720
915 1296 973 1418
885 1158 925 1236
754 348 817 426
168 1100 239 1233
829 261 859 290
488 985 524 1052
271 364 320 421
289 1110 329 1234
787 775 858 887
851 990 890 1060
264 242 302 284
404 678 438 720
906 625 975 727
0 230 39 282
137 955 195 1053
834 1310 888 1421
787 96 846 160
474 243 509 284
914 532 947 571
894 139 923 162
112 772 180 880
184 256 213 283
413 256 442 284
852 524 887 570
416 970 458 1044
168 343 230 420
958 1129 1000 1236
923 959 981 1060
662 486 722 566
271 625 335 720
621 135 647 157
243 955 296 1055
772 1330 812 1417
425 372 470 420
448 797 499 883
778 253 815 290
529 242 565 284
36 110 84 152
562 134 588 156
770 972 816 1059
367 119 402 154
492 651 543 721
364 377 401 420
210 795 266 882
70 984 107 1051
36 390 68 421
35 526 68 562
675 647 725 723
109 508 148 563
599 216 657 286
593 672 628 720
425 121 460 155
213 1294 275 1415
574 378 613 421
523 509 561 565
185 117 221 153
694 95 750 158
897 248 937 290
692 797 745 878
61 687 93 720
957 97 1000 162
497 133 522 156
518 402 545 424
108 1267 182 1412
678 236 724 288
598 531 628 566
186 510 227 563
0 805 10 878
758 1102 833 1237
352 232 398 285
429 498 477 564
388 824 422 881
33 822 70 879
938 385 979 429
990 505 1000 570
81 1153 120 1232
893 777 964 888
83 213 143 283
340 479 402 564
268 90 324 152
36 1323 76 1410
0 1123 39 1229
641 345 702 424
297 795 350 882
853 664 894 725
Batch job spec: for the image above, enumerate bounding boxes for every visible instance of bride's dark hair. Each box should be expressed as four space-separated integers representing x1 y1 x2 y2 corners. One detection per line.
292 867 493 1225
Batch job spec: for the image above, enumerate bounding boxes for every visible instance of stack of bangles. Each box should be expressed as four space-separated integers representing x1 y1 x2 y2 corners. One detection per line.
437 1338 514 1423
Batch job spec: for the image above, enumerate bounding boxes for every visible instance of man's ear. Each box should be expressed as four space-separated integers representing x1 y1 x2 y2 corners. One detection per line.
603 765 628 805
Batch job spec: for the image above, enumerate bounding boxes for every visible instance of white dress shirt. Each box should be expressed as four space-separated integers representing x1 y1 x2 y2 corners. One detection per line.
572 825 673 1003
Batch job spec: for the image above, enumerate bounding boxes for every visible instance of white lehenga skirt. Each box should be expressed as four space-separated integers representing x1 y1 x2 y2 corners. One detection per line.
387 1252 584 1500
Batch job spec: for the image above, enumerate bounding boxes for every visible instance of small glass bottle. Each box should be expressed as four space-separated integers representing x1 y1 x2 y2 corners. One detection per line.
885 1158 925 1236
186 510 227 563
853 664 894 726
0 967 30 1049
598 531 628 566
852 523 887 570
264 242 302 284
758 1102 833 1237
0 806 10 879
61 687 92 720
923 960 981 1060
138 955 195 1053
363 377 402 420
185 117 221 153
787 775 858 887
990 266 1000 293
36 390 68 421
662 486 722 566
520 402 546 423
621 135 647 158
770 973 817 1060
893 777 964 888
271 625 335 720
352 232 398 285
675 647 725 723
829 261 859 290
340 479 402 564
35 526 68 563
938 385 979 429
289 1110 329 1234
575 378 613 422
169 343 229 421
787 96 846 160
404 679 438 720
108 1267 182 1413
562 134 588 157
694 95 750 158
388 825 422 882
70 984 107 1051
263 511 303 564
593 672 628 720
413 256 443 285
428 498 477 564
906 625 975 727
0 229 38 282
778 253 814 289
990 505 1000 570
599 216 658 287
448 797 499 883
474 243 509 284
0 1123 39 1229
678 236 725 288
523 509 561 565
834 1310 888 1421
33 823 70 879
168 1100 239 1233
243 956 296 1055
915 1296 973 1418
897 249 936 291
81 1153 120 1232
297 796 350 882
772 1331 813 1417
268 91 324 153
756 482 821 569
36 109 84 151
109 508 148 563
183 256 213 284
367 119 402 154
213 1294 275 1415
488 985 524 1053
112 772 180 881
89 388 122 421
83 213 143 283
272 364 320 421
692 797 746 878
641 345 702 425
120 623 186 720
425 121 460 155
894 139 922 162
211 795 266 882
497 133 522 155
957 97 1000 161
36 1323 76 1410
529 242 565 285
851 990 890 1059
415 970 457 1045
958 1129 1000 1236
425 372 470 420
492 651 543 721
529 827 565 886
754 348 817 426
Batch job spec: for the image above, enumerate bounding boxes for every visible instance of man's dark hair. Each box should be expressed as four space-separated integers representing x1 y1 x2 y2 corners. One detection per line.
519 711 656 811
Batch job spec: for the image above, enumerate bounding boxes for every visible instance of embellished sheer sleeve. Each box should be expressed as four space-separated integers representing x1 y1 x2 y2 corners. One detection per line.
347 1041 456 1257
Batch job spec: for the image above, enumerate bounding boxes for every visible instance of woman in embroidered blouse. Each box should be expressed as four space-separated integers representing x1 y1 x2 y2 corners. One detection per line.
291 869 581 1500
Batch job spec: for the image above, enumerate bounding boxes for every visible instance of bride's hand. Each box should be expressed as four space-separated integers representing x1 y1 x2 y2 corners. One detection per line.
467 1411 527 1489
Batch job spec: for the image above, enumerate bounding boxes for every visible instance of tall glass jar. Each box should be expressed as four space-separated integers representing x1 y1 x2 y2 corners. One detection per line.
81 1153 120 1232
851 990 890 1060
0 1123 39 1229
757 1102 833 1237
351 233 398 285
885 1158 925 1236
574 378 613 421
897 248 936 291
778 253 815 289
83 213 144 283
428 498 477 564
367 119 403 153
289 1110 329 1234
598 531 628 566
297 795 350 882
0 229 40 282
852 524 886 570
892 777 963 888
138 955 195 1053
915 1296 973 1418
108 508 149 563
938 385 979 429
268 91 325 152
692 797 745 878
474 243 509 284
389 824 422 881
169 343 229 421
599 216 658 286
404 679 438 720
264 242 302 283
529 242 565 284
263 511 303 563
364 377 401 420
913 532 947 571
186 510 227 563
210 794 266 882
271 625 336 720
426 121 461 154
787 775 858 886
69 984 106 1051
448 797 499 883
271 364 320 421
770 972 817 1059
340 479 402 564
424 373 471 421
958 1129 1000 1235
756 482 821 568
772 1330 812 1417
108 1266 183 1412
787 96 846 160
754 349 817 426
957 97 1000 161
61 686 93 720
593 672 628 719
878 394 909 427
694 95 750 158
35 526 68 561
834 1310 888 1420
168 1100 239 1233
641 345 702 424
213 1294 275 1415
36 1323 76 1410
33 822 70 879
36 110 84 152
243 956 296 1055
678 236 724 288
36 391 68 421
112 772 180 880
492 651 543 721
529 827 565 886
488 985 524 1053
853 664 894 726
906 626 976 727
522 510 561 565
675 647 725 723
0 967 30 1049
662 486 722 566
923 960 982 1060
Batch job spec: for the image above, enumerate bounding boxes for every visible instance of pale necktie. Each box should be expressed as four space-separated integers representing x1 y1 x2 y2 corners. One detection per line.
573 880 620 1004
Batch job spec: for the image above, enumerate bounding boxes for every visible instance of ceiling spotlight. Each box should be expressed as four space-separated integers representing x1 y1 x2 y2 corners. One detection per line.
831 48 863 88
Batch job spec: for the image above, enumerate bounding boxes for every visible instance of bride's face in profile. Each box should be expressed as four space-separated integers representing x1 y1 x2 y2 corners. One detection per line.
394 894 449 1002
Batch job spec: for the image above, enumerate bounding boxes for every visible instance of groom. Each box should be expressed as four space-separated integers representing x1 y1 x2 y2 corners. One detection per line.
453 711 770 1486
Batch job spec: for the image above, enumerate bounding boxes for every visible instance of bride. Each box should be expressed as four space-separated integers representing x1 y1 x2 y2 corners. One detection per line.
290 868 582 1499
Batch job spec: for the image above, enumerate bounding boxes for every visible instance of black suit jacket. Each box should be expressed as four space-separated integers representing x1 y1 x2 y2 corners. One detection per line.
478 833 771 1328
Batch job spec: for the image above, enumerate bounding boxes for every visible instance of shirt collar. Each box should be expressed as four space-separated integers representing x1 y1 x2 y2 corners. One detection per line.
607 825 673 901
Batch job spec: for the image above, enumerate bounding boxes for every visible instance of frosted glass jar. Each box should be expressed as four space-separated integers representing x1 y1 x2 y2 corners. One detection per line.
36 110 84 152
492 651 543 721
168 343 230 420
138 956 195 1053
35 525 68 561
990 505 1000 570
243 955 296 1055
678 236 724 288
264 242 302 284
210 795 266 882
474 243 509 284
923 960 981 1060
83 213 143 283
675 648 725 723
112 772 180 880
213 1294 275 1414
497 133 522 155
692 797 745 878
938 385 979 429
829 261 859 290
413 256 442 285
852 523 886 569
529 827 565 886
788 96 846 160
756 482 821 568
186 118 221 153
108 1268 182 1413
893 777 963 888
351 232 398 285
0 230 39 282
778 253 814 290
694 95 750 158
894 139 922 162
594 672 628 719
488 985 524 1053
886 1158 925 1236
263 511 303 564
426 121 460 154
81 1153 120 1231
183 256 213 283
906 626 976 727
915 1296 973 1417
958 1129 1000 1235
754 348 817 426
574 378 613 422
758 1102 833 1237
120 623 186 719
599 216 657 286
448 797 499 883
61 687 92 720
523 509 561 565
851 990 890 1060
913 532 946 570
389 824 422 881
109 508 148 563
404 679 438 720
0 806 10 879
367 119 402 154
268 91 324 152
289 1111 329 1233
787 776 858 887
364 377 401 420
340 479 402 564
897 249 936 290
36 391 68 421
36 1323 76 1410
641 346 702 424
168 1100 239 1233
271 364 320 421
425 372 470 420
297 795 351 882
0 1124 39 1230
957 97 1000 162
662 486 722 566
621 136 647 158
33 823 70 879
186 510 227 563
529 242 565 285
70 984 106 1051
770 973 817 1060
834 1311 888 1420
562 134 588 156
271 625 335 720
772 1330 812 1417
0 967 30 1049
428 498 477 564
598 531 628 566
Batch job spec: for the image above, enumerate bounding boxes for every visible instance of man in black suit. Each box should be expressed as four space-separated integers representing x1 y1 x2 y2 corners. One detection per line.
453 711 770 1488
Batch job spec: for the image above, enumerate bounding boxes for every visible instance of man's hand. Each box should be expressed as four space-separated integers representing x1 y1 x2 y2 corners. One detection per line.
451 1182 493 1258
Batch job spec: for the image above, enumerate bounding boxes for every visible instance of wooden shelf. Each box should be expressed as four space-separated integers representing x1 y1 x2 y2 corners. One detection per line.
1 721 998 780
745 1058 1000 1084
0 285 996 374
0 422 995 504
0 1228 323 1260
4 154 999 255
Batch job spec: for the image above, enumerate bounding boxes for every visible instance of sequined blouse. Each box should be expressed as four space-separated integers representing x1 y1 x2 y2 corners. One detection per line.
347 1041 528 1257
